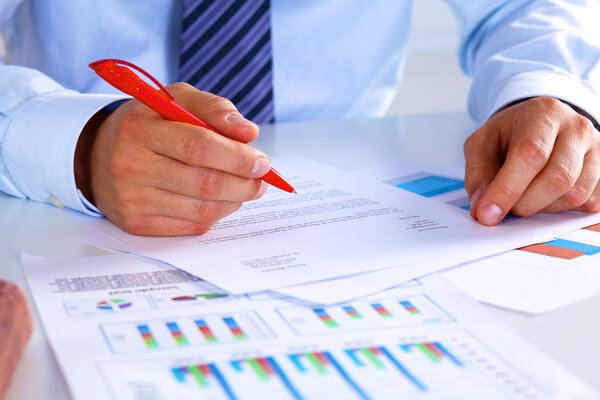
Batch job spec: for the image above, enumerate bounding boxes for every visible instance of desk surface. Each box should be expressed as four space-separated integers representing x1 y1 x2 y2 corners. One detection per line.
2 112 599 399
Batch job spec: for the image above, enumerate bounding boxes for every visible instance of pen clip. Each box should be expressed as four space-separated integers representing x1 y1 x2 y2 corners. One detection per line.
89 59 175 100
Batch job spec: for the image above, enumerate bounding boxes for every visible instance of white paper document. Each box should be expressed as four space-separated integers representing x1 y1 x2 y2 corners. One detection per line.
74 157 594 295
22 253 596 399
274 161 600 305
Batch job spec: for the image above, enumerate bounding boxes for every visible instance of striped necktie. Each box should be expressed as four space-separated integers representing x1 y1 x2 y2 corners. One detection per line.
179 0 275 124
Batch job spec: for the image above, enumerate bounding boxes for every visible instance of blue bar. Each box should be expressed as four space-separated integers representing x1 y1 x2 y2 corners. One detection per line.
137 324 150 334
433 342 463 367
223 317 238 329
230 360 243 372
288 354 307 372
313 308 327 316
171 367 186 383
323 352 370 400
266 357 303 400
378 347 427 392
345 349 364 367
208 363 238 400
166 322 179 333
195 319 207 327
396 175 464 198
399 344 412 352
544 238 600 256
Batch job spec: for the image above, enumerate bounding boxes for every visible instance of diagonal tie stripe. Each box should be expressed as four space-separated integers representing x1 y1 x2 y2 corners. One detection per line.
179 0 274 123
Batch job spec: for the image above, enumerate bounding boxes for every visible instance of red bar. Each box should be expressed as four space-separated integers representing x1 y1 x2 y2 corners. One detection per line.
424 342 444 358
584 223 600 233
518 243 584 260
369 347 382 355
314 352 330 366
199 364 212 376
257 358 275 375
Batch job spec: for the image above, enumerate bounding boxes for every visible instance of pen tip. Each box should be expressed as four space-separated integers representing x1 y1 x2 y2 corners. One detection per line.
292 190 298 194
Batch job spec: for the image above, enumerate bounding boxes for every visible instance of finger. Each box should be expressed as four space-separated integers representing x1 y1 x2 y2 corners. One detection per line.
573 179 600 213
146 187 244 224
511 128 588 216
120 215 216 237
144 120 271 179
475 118 558 225
463 125 502 220
141 153 267 201
168 82 259 143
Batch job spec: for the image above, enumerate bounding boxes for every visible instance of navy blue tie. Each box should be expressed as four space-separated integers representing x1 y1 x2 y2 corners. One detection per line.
179 0 275 123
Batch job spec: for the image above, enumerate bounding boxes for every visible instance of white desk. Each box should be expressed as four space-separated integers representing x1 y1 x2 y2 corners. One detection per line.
2 112 599 399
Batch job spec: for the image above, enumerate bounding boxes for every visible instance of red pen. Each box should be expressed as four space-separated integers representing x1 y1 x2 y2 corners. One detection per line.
89 59 295 193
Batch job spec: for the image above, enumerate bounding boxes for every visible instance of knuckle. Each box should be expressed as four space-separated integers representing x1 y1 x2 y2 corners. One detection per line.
181 134 205 164
562 185 590 208
168 81 194 93
573 113 594 133
514 139 550 169
194 201 221 222
581 195 600 213
533 96 563 113
205 94 235 113
197 169 222 198
547 164 577 192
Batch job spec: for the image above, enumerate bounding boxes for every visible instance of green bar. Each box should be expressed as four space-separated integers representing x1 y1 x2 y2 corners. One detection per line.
324 319 339 328
305 353 327 375
361 348 385 369
350 313 363 319
175 336 189 346
196 293 228 298
248 359 269 381
189 365 208 387
145 338 159 349
416 343 440 363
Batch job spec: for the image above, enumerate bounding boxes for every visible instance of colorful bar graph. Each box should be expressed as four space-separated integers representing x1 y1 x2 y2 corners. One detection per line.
166 322 189 346
171 363 236 399
223 317 247 340
137 324 158 349
400 342 463 366
395 175 464 198
584 223 600 233
342 306 363 319
371 303 392 318
399 300 421 315
231 357 301 399
313 308 340 328
519 238 600 260
194 319 218 343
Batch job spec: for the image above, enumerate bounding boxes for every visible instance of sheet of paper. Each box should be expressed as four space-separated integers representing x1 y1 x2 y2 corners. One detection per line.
272 160 600 305
22 253 596 399
73 157 594 295
443 224 600 314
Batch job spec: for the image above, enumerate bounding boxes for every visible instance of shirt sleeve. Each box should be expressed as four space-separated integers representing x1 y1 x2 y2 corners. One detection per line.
445 0 600 124
0 64 126 215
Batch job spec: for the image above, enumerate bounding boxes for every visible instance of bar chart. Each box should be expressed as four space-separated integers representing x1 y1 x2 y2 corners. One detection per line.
504 224 600 270
100 330 542 399
101 311 272 353
278 295 453 335
64 296 152 317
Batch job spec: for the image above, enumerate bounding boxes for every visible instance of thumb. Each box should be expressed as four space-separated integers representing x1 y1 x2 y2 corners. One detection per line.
169 82 260 144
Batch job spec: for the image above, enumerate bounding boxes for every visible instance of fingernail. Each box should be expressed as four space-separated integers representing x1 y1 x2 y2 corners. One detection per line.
255 182 269 199
470 188 484 209
227 113 255 126
252 157 270 177
481 203 503 225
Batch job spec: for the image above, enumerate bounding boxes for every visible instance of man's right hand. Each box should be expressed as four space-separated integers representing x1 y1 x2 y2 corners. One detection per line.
75 83 270 236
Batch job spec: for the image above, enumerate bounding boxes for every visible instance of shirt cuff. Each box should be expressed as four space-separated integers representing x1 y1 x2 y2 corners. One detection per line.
3 90 128 216
470 71 600 126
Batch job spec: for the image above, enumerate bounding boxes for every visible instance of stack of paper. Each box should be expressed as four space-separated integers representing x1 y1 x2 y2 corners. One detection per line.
28 156 600 398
